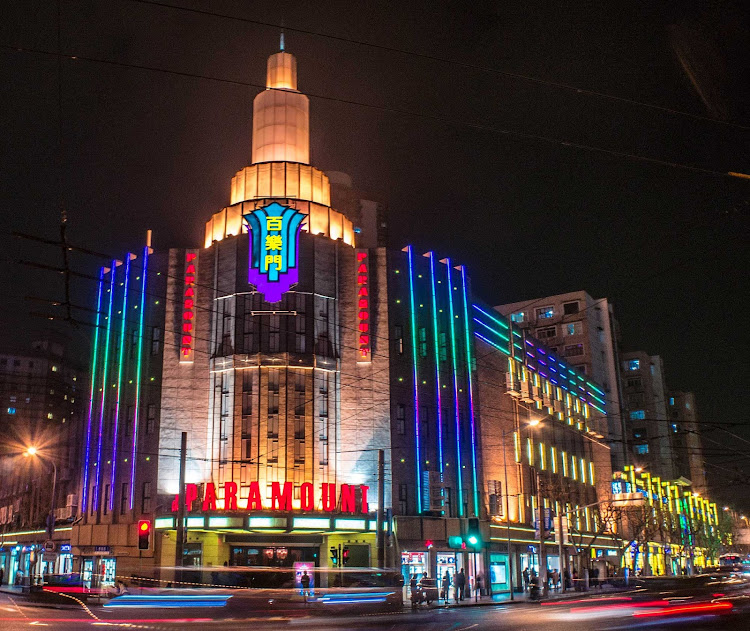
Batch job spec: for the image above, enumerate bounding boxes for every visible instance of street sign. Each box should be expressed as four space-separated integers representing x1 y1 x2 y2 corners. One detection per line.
43 540 56 553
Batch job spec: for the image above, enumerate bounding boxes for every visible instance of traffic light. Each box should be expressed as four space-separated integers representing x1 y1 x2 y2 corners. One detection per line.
467 518 481 549
342 546 350 566
137 520 151 550
330 546 339 566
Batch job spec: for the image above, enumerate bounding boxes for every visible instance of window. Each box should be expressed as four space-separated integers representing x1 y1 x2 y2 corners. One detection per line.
536 306 554 319
563 301 579 315
268 315 280 352
295 314 306 353
487 480 502 516
398 484 408 514
537 327 556 339
564 344 584 357
9 396 16 403
626 377 642 388
669 397 675 406
51 365 58 372
294 439 305 463
319 438 329 465
510 312 525 323
393 326 404 355
7 407 16 415
91 486 97 515
671 423 678 433
629 410 645 420
633 429 646 439
396 404 406 435
438 332 447 362
103 485 110 515
294 390 305 416
151 328 161 355
120 483 129 514
634 443 649 455
319 376 329 418
418 327 427 358
141 482 152 513
626 359 640 371
47 412 54 420
565 322 582 336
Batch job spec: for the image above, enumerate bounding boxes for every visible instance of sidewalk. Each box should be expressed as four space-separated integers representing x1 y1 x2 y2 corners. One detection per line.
435 584 635 608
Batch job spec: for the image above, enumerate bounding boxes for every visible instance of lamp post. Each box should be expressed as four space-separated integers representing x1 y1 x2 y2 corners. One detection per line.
24 446 58 539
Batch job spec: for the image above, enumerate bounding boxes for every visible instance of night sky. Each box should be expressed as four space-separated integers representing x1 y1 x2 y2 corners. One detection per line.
1 1 748 506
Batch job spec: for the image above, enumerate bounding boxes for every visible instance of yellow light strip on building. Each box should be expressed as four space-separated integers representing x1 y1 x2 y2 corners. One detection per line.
539 442 546 470
551 446 557 473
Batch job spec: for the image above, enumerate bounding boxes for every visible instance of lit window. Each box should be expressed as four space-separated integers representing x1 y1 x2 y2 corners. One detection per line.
7 407 16 415
634 443 649 455
47 412 53 419
510 312 525 323
629 410 645 420
671 423 678 433
51 365 58 372
626 359 640 371
536 306 554 319
565 323 581 336
571 455 577 480
669 397 674 406
561 451 568 477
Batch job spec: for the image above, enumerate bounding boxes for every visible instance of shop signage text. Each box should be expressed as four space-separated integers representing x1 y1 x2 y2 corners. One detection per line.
180 250 198 362
355 249 371 361
172 481 370 514
244 202 305 303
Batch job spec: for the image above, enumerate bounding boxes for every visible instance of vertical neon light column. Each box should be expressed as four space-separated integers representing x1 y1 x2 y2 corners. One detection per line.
428 253 444 480
406 246 422 512
460 265 480 517
129 246 149 509
81 267 105 513
445 258 463 516
93 261 117 512
109 254 131 511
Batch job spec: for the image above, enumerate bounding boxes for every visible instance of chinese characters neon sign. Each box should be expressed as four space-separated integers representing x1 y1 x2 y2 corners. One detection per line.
356 249 371 361
180 250 198 362
244 202 306 303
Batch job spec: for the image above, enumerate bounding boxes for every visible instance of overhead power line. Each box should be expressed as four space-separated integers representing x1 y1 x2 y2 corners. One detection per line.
2 43 747 180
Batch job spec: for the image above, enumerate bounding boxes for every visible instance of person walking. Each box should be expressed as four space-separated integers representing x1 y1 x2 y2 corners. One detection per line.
456 568 466 601
441 570 450 601
522 567 530 592
475 573 483 599
300 570 311 598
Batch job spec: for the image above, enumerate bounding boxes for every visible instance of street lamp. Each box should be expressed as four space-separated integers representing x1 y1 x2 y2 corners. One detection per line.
24 446 57 538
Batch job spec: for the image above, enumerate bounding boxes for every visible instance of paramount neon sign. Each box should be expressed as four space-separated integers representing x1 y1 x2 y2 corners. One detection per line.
172 481 370 514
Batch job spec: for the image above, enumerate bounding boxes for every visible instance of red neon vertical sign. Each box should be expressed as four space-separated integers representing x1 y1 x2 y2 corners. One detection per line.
180 250 198 362
355 249 371 362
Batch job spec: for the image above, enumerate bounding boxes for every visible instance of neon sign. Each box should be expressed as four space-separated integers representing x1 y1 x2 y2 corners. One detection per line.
356 249 371 361
180 250 198 362
172 481 369 514
244 202 306 303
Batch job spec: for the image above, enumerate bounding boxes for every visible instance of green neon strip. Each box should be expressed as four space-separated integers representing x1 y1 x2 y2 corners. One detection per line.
428 253 445 479
445 260 463 517
406 246 422 512
460 266 480 516
471 304 509 329
474 332 511 355
129 246 149 509
93 262 117 511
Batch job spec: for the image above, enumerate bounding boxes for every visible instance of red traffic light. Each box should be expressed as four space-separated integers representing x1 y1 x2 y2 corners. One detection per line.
137 520 151 550
425 540 434 548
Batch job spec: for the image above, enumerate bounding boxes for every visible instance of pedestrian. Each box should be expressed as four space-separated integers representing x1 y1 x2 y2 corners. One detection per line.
456 568 466 601
522 567 530 592
300 570 311 597
551 569 559 590
564 568 571 589
572 568 579 591
441 570 450 601
0 566 4 585
475 573 483 599
409 573 418 603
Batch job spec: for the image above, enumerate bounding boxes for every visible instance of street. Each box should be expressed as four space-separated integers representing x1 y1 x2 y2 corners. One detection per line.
2 588 750 631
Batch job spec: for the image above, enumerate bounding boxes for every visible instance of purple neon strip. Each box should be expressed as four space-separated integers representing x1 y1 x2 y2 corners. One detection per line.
129 247 149 510
93 262 117 512
460 265 479 516
428 253 445 478
406 246 422 511
81 267 105 513
109 254 131 511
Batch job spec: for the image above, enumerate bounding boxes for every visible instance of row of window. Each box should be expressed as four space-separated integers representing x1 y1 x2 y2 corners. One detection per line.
511 301 581 323
536 322 582 339
515 435 596 485
91 481 152 516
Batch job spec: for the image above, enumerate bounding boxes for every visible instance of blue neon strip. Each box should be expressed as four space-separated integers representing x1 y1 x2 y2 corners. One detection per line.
129 246 149 509
94 262 117 512
471 304 509 329
406 246 422 512
460 266 480 516
109 255 131 511
81 268 105 513
428 253 445 480
474 332 510 355
472 317 510 342
445 259 463 516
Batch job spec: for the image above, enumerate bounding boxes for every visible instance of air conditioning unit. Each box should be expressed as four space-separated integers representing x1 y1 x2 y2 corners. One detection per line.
54 506 74 520
505 373 522 397
66 494 77 508
520 381 535 403
533 386 544 402
542 391 552 407
553 400 563 413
